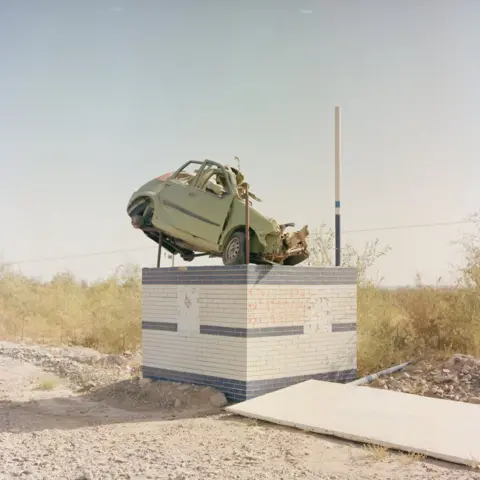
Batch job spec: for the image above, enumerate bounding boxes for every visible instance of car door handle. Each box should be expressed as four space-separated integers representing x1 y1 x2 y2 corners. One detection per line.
188 192 196 196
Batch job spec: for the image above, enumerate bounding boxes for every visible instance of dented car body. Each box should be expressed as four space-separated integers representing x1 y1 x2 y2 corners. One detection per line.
126 159 309 266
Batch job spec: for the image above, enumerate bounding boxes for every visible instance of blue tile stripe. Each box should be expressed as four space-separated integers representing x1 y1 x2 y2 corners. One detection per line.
246 369 356 398
142 265 357 285
142 366 246 402
331 322 357 333
199 325 304 338
142 321 178 332
142 366 357 402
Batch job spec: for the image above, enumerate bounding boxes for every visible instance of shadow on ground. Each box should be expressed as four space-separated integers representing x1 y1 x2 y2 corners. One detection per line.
0 378 228 434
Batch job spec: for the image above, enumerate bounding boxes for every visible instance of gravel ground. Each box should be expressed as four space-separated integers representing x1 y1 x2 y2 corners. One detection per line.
0 341 479 480
370 354 480 404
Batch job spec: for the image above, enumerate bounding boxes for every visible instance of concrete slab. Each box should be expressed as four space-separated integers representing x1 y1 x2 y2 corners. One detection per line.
225 379 480 466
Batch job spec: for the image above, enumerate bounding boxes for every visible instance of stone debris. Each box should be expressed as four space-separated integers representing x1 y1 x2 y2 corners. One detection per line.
0 341 137 389
369 354 480 404
0 341 227 412
209 391 229 408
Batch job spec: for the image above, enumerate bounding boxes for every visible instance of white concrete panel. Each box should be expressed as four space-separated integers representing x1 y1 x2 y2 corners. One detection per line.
226 380 480 466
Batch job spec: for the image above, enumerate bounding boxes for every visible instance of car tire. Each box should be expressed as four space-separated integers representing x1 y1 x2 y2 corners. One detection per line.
182 253 195 262
222 232 246 265
282 254 308 266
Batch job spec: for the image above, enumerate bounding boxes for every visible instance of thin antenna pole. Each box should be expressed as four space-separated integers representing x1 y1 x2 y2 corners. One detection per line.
334 106 341 267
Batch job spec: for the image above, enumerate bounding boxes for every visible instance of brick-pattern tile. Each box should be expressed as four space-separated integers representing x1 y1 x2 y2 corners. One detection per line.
199 325 304 338
142 332 247 380
142 365 357 402
331 322 357 332
245 285 356 328
142 266 358 399
142 265 357 285
142 321 178 332
142 365 247 402
245 369 357 399
198 285 247 327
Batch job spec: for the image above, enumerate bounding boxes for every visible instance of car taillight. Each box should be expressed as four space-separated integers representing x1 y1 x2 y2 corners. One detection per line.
157 172 172 181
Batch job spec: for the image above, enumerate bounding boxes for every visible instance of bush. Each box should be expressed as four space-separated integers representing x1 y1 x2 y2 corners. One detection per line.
308 221 480 375
0 265 141 353
1 217 479 377
356 284 480 375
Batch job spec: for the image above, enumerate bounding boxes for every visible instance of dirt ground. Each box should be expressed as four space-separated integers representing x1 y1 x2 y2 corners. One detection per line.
0 341 479 480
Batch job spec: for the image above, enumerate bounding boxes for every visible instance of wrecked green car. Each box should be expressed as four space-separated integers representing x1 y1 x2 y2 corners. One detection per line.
126 159 309 266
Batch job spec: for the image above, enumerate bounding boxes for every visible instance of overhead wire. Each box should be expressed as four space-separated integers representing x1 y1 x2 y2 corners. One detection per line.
2 219 475 266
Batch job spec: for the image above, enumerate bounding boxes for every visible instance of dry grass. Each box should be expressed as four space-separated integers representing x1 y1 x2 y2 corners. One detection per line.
362 444 428 464
37 379 57 391
398 451 426 465
362 444 390 461
0 266 141 354
357 283 480 375
470 458 480 470
0 249 479 377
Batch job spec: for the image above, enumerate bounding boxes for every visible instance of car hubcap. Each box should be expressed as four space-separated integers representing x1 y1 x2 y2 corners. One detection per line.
226 238 241 261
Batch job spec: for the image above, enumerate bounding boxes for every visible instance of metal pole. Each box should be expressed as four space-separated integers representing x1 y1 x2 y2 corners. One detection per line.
156 233 163 268
335 106 341 267
245 184 250 264
348 361 411 386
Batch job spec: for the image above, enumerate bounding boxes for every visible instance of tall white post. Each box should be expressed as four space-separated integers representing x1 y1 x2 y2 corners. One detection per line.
334 106 341 267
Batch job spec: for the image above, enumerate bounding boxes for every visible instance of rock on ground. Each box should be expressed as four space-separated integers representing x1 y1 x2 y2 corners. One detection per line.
369 354 480 404
0 341 479 480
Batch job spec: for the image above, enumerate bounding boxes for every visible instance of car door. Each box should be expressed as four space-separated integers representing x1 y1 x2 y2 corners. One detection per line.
158 161 234 247
155 160 204 235
180 162 235 246
184 186 234 246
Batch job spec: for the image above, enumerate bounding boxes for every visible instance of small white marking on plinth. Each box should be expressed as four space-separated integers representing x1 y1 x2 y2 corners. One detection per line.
305 296 331 333
177 285 200 333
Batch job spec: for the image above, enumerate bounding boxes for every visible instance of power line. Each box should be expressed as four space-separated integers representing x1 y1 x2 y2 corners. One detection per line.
343 220 473 234
3 246 155 266
2 219 475 267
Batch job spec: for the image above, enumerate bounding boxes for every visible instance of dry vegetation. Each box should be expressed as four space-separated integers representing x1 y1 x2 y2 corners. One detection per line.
1 218 479 377
0 265 142 354
37 378 57 391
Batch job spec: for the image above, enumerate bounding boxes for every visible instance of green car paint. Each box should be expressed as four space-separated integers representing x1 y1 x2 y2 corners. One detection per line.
126 159 309 264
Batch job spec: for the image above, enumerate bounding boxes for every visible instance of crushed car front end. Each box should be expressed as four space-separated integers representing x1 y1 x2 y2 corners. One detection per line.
220 197 310 266
251 215 310 266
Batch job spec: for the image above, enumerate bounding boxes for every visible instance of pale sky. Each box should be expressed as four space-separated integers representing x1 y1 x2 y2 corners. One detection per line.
1 0 479 286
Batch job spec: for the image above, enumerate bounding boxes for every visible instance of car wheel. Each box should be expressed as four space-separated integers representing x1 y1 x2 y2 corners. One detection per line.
182 253 195 262
282 254 308 266
222 232 246 265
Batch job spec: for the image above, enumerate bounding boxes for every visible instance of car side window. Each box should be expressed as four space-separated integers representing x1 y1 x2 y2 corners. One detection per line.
196 169 230 198
171 161 203 186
